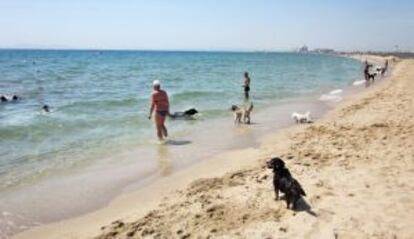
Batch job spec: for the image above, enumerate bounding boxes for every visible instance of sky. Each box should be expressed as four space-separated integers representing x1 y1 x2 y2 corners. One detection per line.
0 0 413 51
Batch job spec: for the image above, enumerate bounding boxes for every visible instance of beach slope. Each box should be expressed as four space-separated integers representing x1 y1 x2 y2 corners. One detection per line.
96 58 414 238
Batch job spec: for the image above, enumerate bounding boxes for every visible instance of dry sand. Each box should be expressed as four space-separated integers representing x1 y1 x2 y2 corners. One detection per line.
15 56 414 239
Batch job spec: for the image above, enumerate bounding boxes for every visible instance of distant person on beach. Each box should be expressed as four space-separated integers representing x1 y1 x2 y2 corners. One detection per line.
382 59 389 75
243 72 251 99
148 80 170 141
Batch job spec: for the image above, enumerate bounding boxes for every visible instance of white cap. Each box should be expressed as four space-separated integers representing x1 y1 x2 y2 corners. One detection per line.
152 80 161 86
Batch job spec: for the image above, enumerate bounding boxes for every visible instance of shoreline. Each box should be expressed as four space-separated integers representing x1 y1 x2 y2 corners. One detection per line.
2 86 338 237
14 54 413 238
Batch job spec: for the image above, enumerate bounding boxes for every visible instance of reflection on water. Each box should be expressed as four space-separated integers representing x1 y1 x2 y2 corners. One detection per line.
157 145 172 177
156 139 192 176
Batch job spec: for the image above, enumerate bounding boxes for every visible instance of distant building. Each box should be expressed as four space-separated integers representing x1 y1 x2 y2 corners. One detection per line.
312 48 336 54
298 45 309 53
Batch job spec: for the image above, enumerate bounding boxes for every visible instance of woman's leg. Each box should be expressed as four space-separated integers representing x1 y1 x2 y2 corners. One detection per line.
162 124 168 138
155 114 165 140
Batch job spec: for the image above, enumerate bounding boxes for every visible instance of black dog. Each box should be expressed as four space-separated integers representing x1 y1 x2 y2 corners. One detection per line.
267 157 306 209
366 72 376 82
169 108 198 120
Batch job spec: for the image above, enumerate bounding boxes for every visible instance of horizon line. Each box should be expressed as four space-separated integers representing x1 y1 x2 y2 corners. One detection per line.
0 47 411 54
0 47 292 53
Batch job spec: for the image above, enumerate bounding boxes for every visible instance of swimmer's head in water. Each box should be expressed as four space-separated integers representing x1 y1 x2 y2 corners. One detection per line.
43 104 50 112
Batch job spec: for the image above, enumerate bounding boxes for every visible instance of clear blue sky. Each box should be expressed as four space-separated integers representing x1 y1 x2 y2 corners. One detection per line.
1 0 413 51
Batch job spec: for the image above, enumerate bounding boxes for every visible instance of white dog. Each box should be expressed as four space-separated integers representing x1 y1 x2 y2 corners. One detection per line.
291 111 312 124
375 66 385 77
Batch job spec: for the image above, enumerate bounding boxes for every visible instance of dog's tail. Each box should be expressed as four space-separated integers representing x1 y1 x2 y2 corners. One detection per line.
294 179 306 196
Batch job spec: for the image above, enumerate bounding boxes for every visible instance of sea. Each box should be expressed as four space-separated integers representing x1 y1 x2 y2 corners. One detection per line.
0 50 363 237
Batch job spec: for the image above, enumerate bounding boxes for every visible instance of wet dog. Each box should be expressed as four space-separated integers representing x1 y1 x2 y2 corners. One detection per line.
231 102 253 124
169 108 198 120
267 157 306 209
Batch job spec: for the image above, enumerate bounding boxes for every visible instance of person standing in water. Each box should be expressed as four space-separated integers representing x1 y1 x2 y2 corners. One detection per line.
148 80 170 141
243 71 251 99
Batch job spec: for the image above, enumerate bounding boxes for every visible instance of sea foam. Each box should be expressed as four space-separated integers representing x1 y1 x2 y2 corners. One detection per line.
319 88 343 102
353 80 366 86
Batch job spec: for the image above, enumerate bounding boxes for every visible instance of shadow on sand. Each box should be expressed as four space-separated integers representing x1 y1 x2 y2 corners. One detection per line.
278 195 318 217
294 198 318 217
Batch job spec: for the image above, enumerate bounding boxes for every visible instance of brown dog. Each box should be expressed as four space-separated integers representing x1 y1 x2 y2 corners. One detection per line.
231 102 253 124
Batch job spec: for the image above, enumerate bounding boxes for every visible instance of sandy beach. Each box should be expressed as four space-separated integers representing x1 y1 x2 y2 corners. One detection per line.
14 55 414 239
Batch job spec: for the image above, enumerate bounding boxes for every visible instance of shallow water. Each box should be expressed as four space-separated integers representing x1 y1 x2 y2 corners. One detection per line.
0 50 362 236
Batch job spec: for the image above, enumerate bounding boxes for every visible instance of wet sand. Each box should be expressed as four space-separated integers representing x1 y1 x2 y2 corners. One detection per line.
15 55 414 238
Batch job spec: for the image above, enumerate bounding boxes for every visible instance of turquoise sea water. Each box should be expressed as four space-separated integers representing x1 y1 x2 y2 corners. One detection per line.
0 50 361 190
0 50 363 236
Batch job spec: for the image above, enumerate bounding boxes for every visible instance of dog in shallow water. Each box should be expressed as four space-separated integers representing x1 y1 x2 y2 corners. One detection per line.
231 102 253 124
267 157 306 209
169 108 198 120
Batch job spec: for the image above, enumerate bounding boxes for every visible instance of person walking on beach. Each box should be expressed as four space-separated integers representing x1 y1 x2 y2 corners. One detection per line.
382 59 389 75
148 80 169 141
243 72 251 99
